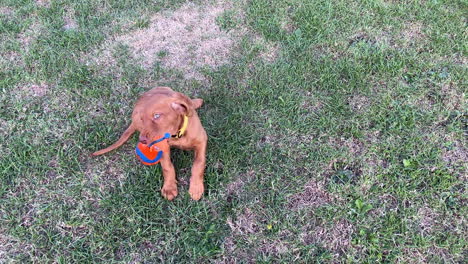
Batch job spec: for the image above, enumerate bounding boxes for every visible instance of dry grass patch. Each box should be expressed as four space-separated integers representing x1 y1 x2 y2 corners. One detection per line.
407 82 465 112
440 133 467 178
225 177 246 197
21 82 49 97
18 21 43 50
224 169 255 197
0 6 14 15
35 0 50 8
361 155 388 177
223 207 295 260
409 93 436 111
63 8 78 30
371 193 399 217
348 94 370 112
399 246 454 263
300 91 323 112
441 82 466 111
0 49 22 66
279 12 295 33
226 207 261 236
354 22 426 50
252 36 281 63
222 205 295 258
3 184 62 234
300 219 354 256
366 22 427 50
329 136 366 156
416 206 439 234
288 180 333 210
87 0 282 81
84 158 128 193
56 221 89 240
0 18 44 68
0 118 15 152
401 22 425 43
0 231 34 262
113 1 235 80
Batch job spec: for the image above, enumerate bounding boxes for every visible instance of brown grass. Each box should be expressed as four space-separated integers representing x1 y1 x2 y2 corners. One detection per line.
114 2 235 80
87 0 281 82
56 221 89 239
0 231 34 262
440 133 467 178
417 206 439 234
348 94 370 112
0 6 13 15
221 204 297 259
0 17 43 70
329 136 365 156
84 158 128 193
300 91 323 112
279 12 295 33
288 180 333 210
224 169 255 197
351 22 427 51
222 215 295 261
401 22 425 43
63 8 78 30
399 246 454 263
226 208 260 236
35 0 50 8
300 219 354 256
0 119 15 156
19 21 43 50
441 82 466 111
372 193 399 217
22 82 49 97
252 36 280 63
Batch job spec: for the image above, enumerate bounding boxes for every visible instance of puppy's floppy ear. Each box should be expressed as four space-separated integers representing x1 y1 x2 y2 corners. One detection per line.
171 101 190 115
191 98 203 109
171 93 203 116
171 92 197 115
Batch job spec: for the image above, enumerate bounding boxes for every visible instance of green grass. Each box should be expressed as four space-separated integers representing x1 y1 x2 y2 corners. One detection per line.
1 0 466 262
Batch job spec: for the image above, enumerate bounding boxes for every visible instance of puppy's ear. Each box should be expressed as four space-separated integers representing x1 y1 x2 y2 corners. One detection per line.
191 98 203 109
171 92 196 115
171 101 189 115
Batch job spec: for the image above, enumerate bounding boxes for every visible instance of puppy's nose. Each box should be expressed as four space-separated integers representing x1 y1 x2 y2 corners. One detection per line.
139 136 148 145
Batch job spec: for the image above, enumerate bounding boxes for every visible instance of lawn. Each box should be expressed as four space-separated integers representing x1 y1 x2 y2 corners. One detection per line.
1 0 466 262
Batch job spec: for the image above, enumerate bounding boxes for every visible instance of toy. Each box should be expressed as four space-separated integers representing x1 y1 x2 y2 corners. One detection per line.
135 133 171 165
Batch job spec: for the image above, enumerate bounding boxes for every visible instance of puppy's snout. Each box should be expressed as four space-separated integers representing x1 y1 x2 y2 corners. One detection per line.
139 135 149 145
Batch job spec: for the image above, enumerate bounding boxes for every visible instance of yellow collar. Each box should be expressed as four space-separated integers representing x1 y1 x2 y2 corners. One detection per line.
172 115 188 138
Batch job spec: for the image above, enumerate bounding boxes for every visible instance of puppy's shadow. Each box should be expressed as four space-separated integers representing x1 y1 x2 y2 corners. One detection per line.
169 148 194 187
186 81 257 198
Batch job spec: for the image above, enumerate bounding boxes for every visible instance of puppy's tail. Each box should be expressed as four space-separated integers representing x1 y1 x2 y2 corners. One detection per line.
92 123 136 156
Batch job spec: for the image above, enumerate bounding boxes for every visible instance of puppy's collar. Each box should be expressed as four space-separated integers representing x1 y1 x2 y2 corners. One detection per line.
172 115 188 138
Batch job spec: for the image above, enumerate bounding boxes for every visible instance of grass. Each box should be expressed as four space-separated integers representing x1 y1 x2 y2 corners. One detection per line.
1 0 466 262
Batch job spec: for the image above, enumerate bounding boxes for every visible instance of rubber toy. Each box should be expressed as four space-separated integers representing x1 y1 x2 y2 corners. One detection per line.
135 133 171 165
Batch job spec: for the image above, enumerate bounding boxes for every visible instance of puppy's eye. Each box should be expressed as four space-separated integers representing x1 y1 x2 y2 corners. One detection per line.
153 113 161 119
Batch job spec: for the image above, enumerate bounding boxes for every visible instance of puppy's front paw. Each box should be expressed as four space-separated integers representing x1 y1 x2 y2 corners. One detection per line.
189 182 204 201
161 183 178 201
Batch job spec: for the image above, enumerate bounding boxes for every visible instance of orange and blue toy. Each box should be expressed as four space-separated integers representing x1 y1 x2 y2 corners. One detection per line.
135 133 171 165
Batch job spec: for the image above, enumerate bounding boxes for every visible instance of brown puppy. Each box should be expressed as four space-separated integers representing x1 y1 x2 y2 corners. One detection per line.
93 87 207 201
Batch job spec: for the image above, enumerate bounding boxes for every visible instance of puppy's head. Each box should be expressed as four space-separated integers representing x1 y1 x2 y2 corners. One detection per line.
131 88 203 143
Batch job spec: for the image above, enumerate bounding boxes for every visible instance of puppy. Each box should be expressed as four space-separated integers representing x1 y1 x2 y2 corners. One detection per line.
93 87 207 200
